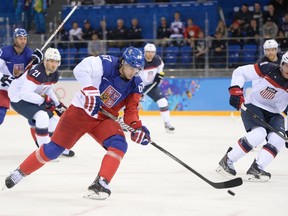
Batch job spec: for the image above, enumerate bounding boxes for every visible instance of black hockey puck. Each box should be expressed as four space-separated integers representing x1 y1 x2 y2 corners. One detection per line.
227 190 235 196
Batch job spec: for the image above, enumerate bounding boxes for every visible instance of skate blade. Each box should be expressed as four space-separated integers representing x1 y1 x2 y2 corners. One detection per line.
165 129 175 134
245 174 270 182
215 165 236 179
83 191 109 200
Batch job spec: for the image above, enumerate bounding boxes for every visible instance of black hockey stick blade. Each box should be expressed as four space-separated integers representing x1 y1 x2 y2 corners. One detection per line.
150 141 243 189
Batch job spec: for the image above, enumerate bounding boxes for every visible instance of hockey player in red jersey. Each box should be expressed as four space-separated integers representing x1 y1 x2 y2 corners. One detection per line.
4 46 151 200
216 51 288 182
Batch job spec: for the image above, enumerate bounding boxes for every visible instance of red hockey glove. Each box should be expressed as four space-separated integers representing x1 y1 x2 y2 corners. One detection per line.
130 126 151 145
81 86 102 116
55 102 67 117
229 85 245 110
42 95 56 111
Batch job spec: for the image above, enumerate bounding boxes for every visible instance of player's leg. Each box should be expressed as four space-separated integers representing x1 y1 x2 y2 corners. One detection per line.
85 118 126 200
147 87 175 133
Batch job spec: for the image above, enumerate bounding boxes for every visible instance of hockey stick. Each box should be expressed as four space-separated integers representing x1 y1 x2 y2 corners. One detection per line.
241 104 288 142
23 5 78 73
100 108 243 189
143 82 157 95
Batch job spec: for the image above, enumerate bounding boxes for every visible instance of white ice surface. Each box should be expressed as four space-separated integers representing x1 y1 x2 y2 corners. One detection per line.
0 115 288 216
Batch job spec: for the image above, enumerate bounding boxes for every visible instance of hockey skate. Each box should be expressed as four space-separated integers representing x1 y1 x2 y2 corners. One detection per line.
61 149 75 157
4 169 25 189
164 122 175 133
83 176 111 200
246 160 271 182
216 147 237 178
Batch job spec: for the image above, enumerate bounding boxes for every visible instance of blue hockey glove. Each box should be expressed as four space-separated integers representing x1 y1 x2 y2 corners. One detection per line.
32 48 43 65
0 74 14 87
81 86 102 116
229 85 245 110
130 126 151 145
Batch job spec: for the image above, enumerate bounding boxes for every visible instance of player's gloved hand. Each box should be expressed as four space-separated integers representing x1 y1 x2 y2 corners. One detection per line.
130 126 151 145
81 86 102 116
55 102 67 117
229 85 245 110
153 71 165 87
0 74 14 87
32 48 43 65
42 95 56 111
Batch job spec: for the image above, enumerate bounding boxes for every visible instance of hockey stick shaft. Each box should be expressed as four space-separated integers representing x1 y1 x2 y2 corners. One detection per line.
24 5 78 72
241 104 288 142
143 82 157 95
100 108 243 189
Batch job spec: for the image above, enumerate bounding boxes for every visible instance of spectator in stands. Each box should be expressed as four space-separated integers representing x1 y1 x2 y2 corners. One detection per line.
156 17 171 48
277 30 288 52
233 4 252 31
280 12 288 37
127 18 143 48
263 17 278 39
33 0 47 34
57 25 69 50
184 18 202 48
69 21 84 49
215 20 227 37
15 0 33 31
169 11 185 46
98 19 111 40
228 21 244 47
110 18 128 48
245 19 260 45
210 31 226 68
88 32 106 56
263 3 279 25
194 31 207 69
270 0 288 18
82 20 95 41
251 2 263 25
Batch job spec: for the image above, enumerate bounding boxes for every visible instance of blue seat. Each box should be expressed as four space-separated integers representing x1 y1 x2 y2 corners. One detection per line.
179 46 193 64
228 45 241 66
79 48 88 59
242 44 258 64
164 46 179 65
107 47 122 57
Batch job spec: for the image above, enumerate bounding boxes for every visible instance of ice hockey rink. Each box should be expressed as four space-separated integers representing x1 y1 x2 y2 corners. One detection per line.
1 114 288 216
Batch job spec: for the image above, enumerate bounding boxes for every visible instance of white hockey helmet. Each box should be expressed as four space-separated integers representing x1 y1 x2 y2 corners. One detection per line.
263 39 278 53
44 48 61 65
281 51 288 66
144 43 156 52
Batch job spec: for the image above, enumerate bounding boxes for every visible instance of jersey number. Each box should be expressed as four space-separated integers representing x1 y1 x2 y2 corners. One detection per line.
32 70 41 77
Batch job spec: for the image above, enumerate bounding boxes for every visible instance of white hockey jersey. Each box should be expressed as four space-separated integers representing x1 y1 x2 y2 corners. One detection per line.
231 62 288 113
140 55 164 86
8 63 60 106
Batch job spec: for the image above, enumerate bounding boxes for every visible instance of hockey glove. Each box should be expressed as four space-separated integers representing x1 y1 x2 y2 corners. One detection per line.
0 74 14 87
31 48 43 65
153 71 165 87
229 85 245 110
55 102 67 117
81 86 102 116
130 126 151 145
42 95 56 111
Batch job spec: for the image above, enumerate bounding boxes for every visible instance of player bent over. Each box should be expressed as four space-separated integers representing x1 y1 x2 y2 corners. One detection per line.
216 52 288 182
8 48 75 157
4 47 151 200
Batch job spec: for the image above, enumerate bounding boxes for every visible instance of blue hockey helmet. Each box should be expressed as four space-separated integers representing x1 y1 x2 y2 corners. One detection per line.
122 46 144 70
13 28 28 40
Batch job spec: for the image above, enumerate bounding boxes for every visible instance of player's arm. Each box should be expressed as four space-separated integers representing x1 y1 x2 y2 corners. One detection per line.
20 78 44 105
